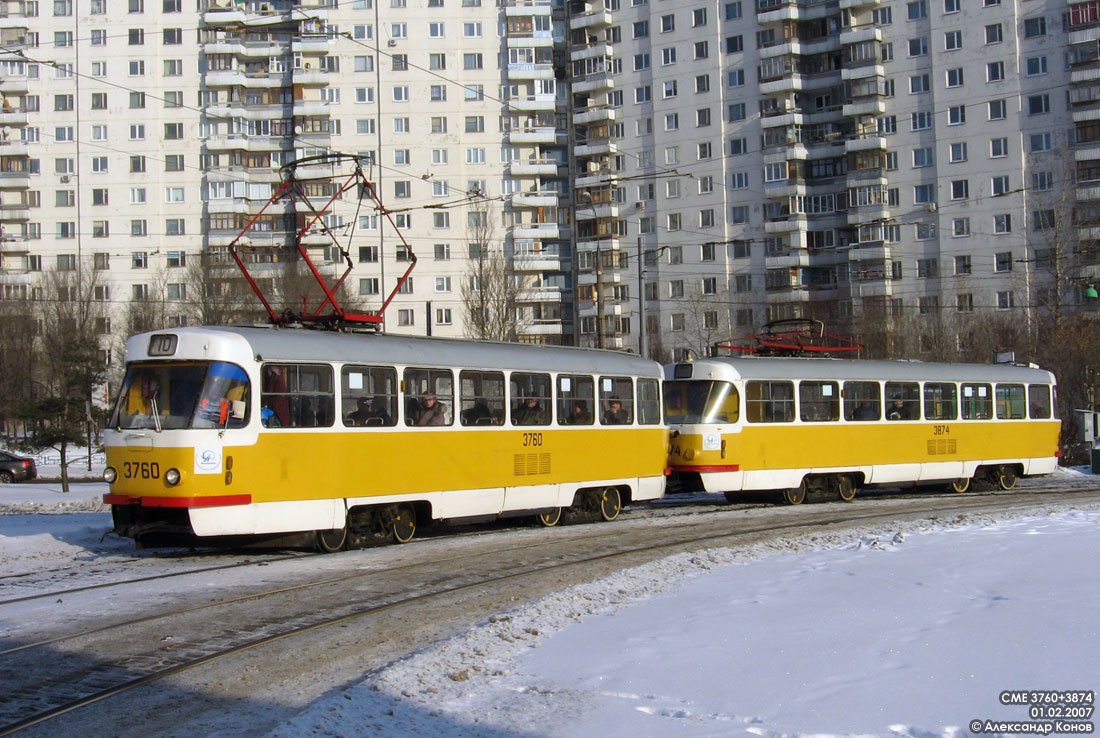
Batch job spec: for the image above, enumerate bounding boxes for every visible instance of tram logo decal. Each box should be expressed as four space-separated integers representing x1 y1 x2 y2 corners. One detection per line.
703 433 721 451
195 447 223 474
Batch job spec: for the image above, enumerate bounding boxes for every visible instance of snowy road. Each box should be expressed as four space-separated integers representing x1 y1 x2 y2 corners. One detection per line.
2 473 1099 737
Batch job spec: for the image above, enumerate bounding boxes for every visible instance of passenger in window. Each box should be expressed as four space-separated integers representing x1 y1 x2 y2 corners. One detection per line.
568 400 592 425
414 394 446 426
513 397 547 425
852 403 877 420
349 397 391 426
603 398 628 425
887 398 906 421
463 400 495 425
261 406 281 428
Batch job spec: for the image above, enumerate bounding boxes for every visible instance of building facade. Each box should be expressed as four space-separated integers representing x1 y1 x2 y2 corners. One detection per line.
0 0 1095 361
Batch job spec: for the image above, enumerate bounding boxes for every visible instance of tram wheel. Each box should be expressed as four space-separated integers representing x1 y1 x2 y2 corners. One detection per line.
836 475 856 502
996 466 1018 491
388 504 416 544
535 507 562 527
316 527 347 553
599 488 621 522
949 477 971 493
781 482 807 506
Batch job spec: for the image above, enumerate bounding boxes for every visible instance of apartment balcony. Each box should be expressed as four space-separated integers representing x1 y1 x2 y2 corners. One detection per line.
507 62 555 81
1072 66 1100 84
205 70 248 87
763 180 806 198
760 76 802 95
0 76 27 93
760 111 803 128
764 285 812 302
513 223 564 239
569 9 613 30
757 4 800 24
574 105 616 125
207 198 251 214
843 99 885 117
573 140 617 157
517 286 563 302
764 216 808 233
839 26 881 44
513 254 562 272
846 205 891 225
0 110 26 126
512 192 560 208
842 64 885 81
840 0 880 8
572 73 613 94
845 135 886 152
292 68 330 85
1070 26 1100 45
0 141 26 156
1075 145 1100 161
570 42 613 62
759 41 800 60
507 31 554 48
206 135 286 152
517 321 563 336
292 101 331 117
847 243 891 261
855 277 894 298
509 159 560 176
0 170 29 188
765 250 812 269
577 201 619 219
292 36 332 54
506 93 557 112
574 171 617 189
0 235 28 254
504 0 552 12
509 127 558 144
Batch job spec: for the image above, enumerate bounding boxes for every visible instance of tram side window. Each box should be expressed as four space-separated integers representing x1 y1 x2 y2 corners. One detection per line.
996 383 1026 419
261 364 334 428
599 376 634 425
843 381 880 421
961 383 992 419
1028 384 1052 419
510 372 552 425
885 381 919 420
557 374 595 425
460 370 505 426
404 368 454 426
341 365 397 427
637 378 662 425
923 382 958 421
746 380 794 423
799 381 839 422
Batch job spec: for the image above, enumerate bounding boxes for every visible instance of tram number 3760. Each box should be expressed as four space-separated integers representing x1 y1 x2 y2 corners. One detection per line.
123 461 161 479
522 432 543 447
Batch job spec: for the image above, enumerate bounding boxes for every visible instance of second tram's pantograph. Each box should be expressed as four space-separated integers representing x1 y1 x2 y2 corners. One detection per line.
664 354 1060 504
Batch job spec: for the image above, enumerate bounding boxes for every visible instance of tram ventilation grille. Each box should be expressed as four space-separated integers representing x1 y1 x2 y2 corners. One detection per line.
514 453 551 476
926 438 957 455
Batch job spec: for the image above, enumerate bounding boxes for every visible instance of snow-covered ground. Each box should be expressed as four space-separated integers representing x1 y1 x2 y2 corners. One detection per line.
3 466 1099 738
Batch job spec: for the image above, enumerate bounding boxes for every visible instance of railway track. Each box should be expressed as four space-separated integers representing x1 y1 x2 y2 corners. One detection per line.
2 482 1099 737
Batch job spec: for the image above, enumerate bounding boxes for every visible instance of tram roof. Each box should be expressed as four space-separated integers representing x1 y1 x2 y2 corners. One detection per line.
130 326 662 377
664 356 1056 384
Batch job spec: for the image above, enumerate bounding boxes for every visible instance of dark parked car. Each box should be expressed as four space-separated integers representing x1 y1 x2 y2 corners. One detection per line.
0 451 37 483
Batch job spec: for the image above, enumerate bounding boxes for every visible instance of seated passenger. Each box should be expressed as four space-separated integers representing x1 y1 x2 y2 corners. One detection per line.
414 394 446 426
886 399 906 421
852 403 878 421
568 400 592 425
602 398 628 425
513 397 547 425
463 400 494 425
348 397 391 426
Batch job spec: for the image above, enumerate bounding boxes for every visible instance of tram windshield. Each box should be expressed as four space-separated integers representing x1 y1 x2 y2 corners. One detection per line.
110 361 251 430
663 380 739 424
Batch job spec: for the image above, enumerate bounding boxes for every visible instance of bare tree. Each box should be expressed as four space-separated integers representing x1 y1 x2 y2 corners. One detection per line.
461 203 521 341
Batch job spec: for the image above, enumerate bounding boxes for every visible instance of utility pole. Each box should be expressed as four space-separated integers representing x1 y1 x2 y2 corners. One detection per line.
637 235 645 358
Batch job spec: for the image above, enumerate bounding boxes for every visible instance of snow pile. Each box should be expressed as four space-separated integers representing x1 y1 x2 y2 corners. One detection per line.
264 505 1100 738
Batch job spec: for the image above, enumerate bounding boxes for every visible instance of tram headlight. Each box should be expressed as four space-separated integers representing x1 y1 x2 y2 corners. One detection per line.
165 468 181 486
103 467 117 483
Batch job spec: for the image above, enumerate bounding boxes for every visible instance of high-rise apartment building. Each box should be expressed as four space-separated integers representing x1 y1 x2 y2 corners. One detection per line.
0 0 1094 360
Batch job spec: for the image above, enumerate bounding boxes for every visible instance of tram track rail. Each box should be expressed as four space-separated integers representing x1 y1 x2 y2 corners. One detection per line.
2 484 1099 737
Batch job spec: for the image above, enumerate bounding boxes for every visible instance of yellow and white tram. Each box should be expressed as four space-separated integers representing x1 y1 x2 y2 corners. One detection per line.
103 327 667 549
664 356 1060 503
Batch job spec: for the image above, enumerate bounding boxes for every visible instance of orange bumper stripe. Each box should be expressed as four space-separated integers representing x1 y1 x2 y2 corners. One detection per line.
103 493 252 508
